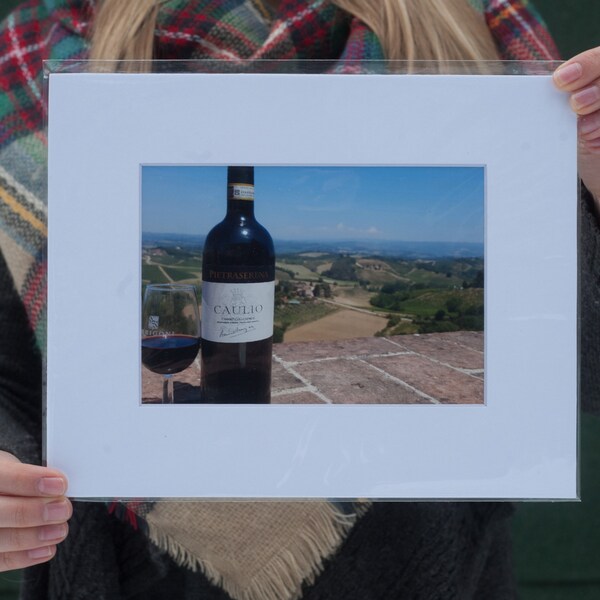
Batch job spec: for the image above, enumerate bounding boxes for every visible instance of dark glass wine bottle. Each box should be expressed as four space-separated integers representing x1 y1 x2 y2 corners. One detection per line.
200 166 275 403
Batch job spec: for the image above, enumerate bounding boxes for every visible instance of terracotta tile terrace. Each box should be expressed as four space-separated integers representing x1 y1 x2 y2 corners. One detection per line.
142 331 484 405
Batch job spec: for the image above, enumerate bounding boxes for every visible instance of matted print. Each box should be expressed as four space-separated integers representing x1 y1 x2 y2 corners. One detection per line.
45 65 577 499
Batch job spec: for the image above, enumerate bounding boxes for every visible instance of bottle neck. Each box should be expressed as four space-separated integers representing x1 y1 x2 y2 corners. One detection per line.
226 182 255 216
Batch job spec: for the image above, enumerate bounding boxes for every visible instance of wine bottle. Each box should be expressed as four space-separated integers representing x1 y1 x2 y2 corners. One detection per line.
201 166 275 403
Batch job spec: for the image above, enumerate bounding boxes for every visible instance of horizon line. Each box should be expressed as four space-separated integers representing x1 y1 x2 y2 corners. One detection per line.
142 231 484 246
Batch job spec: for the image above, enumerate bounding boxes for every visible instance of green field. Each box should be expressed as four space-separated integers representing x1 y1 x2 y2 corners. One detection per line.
141 264 169 284
372 286 484 336
162 266 199 282
401 268 464 288
276 268 293 281
150 255 201 269
276 262 320 281
399 288 483 317
275 302 338 333
143 244 484 338
356 268 405 286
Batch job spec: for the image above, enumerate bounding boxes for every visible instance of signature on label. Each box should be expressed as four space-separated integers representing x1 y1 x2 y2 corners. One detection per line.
219 325 257 339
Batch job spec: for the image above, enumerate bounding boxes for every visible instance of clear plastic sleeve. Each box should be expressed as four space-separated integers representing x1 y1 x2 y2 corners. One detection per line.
43 59 577 501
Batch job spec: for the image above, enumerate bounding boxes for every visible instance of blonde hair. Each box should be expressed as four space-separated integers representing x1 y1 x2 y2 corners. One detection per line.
90 0 499 67
89 0 158 68
334 0 499 62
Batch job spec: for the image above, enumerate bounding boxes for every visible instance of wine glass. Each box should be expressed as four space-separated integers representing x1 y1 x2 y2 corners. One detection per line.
141 283 201 403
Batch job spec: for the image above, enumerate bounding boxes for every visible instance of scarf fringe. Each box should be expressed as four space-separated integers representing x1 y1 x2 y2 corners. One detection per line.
146 501 370 600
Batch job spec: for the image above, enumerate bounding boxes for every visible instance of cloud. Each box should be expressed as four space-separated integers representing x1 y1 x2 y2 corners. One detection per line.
334 222 381 236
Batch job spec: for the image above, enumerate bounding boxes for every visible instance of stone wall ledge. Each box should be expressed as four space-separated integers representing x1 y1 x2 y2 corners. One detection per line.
142 330 484 405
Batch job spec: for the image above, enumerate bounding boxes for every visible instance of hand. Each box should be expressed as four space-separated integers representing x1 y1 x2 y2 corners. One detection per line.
553 47 600 207
0 450 71 572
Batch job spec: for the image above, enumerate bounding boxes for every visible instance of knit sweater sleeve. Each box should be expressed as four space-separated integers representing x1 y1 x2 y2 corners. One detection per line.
579 186 600 415
0 247 43 464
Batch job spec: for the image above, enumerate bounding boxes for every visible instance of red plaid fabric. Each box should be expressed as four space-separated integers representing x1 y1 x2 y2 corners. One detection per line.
485 0 560 60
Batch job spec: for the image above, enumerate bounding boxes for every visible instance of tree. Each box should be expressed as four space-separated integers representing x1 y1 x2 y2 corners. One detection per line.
322 255 357 281
273 324 288 343
445 297 461 313
471 269 484 288
463 269 484 289
418 321 460 334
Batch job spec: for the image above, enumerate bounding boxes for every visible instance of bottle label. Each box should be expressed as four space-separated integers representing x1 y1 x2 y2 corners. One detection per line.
202 281 274 343
228 184 254 201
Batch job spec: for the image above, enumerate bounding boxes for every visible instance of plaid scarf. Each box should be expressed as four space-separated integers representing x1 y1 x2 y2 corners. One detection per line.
0 1 558 599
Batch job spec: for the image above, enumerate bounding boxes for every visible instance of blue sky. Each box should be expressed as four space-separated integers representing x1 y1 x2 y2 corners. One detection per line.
141 165 484 243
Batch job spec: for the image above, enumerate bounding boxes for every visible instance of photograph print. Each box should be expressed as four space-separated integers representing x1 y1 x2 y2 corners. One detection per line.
141 165 485 405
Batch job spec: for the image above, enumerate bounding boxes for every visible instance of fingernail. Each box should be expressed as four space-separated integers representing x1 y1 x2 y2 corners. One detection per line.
38 524 67 542
554 62 582 85
43 501 70 522
28 546 55 559
579 116 599 135
38 477 66 496
572 86 600 109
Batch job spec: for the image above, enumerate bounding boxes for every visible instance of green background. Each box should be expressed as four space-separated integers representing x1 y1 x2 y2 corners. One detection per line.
0 0 599 598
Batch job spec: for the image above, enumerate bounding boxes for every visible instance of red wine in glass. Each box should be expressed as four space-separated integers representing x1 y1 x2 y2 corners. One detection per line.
141 284 200 403
142 335 200 375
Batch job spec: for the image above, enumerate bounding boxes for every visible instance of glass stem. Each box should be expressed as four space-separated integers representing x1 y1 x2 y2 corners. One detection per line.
163 374 174 404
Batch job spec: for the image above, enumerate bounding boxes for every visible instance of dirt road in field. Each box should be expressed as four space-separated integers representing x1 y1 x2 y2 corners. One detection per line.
284 308 387 342
320 298 383 316
158 265 174 282
145 256 175 283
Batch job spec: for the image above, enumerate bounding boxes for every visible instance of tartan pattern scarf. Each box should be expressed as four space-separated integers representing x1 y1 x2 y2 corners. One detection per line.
0 1 558 599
